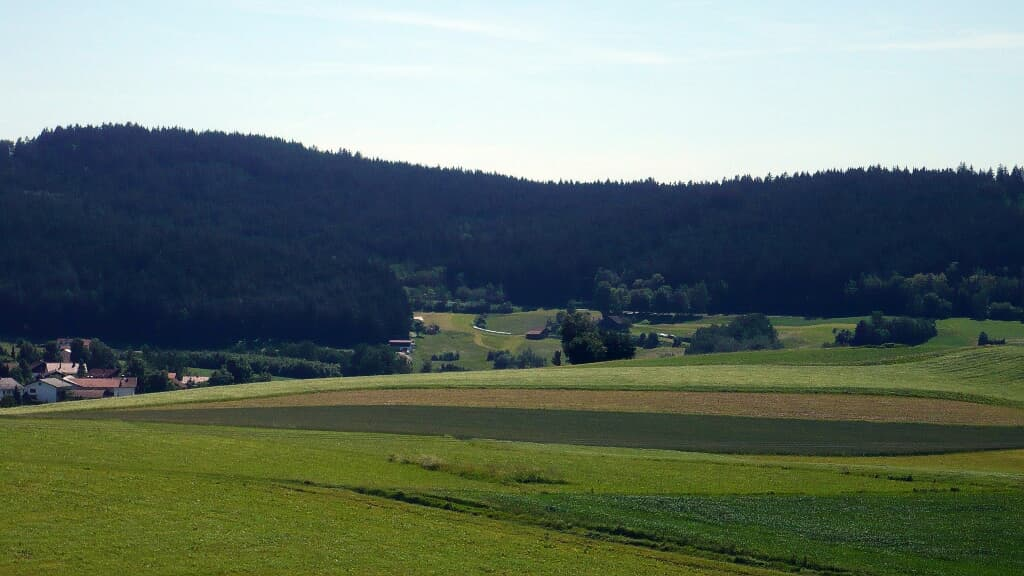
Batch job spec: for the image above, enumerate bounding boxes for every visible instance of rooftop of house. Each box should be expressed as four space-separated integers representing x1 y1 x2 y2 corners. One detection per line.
86 368 119 378
42 362 81 375
67 389 106 400
67 377 137 389
37 377 73 389
0 378 23 390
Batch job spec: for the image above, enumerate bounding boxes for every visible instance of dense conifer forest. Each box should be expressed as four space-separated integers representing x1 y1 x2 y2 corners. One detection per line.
1 124 1022 346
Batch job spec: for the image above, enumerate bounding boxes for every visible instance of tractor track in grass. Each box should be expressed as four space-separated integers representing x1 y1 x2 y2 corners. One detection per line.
150 388 1024 426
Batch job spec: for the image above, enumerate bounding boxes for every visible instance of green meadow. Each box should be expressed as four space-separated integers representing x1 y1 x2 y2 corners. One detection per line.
4 316 1024 574
2 417 1022 575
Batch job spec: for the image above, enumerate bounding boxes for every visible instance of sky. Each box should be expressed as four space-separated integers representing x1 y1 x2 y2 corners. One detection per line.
2 0 1022 182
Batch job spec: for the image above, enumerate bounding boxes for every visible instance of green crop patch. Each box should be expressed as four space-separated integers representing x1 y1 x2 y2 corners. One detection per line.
57 405 1024 455
467 491 1024 576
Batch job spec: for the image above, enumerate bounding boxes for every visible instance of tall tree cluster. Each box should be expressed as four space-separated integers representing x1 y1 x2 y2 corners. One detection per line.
1 125 1022 347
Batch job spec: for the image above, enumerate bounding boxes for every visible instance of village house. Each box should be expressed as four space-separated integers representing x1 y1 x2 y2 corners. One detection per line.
168 372 211 389
66 376 138 398
24 377 73 404
86 368 119 378
23 375 137 404
30 360 84 380
0 378 23 400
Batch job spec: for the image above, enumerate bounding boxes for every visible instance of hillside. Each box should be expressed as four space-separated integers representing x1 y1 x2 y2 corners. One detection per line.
6 340 1024 575
2 125 1023 346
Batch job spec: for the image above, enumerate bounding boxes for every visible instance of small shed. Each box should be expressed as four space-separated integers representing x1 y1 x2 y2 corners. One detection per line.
599 315 632 332
525 327 549 340
389 339 414 353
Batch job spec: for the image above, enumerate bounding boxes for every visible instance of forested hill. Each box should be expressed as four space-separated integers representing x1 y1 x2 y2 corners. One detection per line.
1 124 1022 346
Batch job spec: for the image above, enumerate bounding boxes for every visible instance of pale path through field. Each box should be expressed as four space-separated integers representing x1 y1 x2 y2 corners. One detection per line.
167 388 1024 426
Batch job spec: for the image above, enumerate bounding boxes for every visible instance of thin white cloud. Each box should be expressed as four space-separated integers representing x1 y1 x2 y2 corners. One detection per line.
230 61 441 80
233 1 533 42
356 9 533 42
848 32 1024 53
596 49 674 65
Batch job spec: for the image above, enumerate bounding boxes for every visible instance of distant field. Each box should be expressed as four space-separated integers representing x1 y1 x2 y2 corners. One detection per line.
412 312 1024 373
169 388 1024 426
415 310 563 371
56 405 1024 455
481 309 558 334
629 315 858 349
929 317 1024 347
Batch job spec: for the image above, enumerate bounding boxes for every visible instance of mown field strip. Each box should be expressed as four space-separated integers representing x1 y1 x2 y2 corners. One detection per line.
9 350 1024 420
60 405 1024 455
168 388 1024 426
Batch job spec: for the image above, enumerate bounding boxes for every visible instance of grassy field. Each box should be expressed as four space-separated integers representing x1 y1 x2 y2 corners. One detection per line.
415 312 1024 372
629 315 860 350
57 405 1024 455
415 310 563 371
2 417 1021 575
157 388 1024 425
5 315 1024 574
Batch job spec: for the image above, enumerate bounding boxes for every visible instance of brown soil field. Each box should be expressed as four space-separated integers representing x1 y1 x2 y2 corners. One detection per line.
168 389 1024 426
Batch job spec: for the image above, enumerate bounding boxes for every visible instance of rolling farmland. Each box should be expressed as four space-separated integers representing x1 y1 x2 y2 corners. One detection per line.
4 318 1024 575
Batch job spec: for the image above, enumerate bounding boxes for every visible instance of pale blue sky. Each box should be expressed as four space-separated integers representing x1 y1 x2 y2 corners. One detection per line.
2 1 1021 182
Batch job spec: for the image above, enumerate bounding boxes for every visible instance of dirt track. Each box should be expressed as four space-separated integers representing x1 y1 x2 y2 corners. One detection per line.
176 388 1024 426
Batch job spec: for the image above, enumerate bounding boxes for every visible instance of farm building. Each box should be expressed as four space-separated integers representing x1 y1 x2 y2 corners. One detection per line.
24 378 73 404
67 389 107 400
389 339 414 353
86 368 119 378
0 378 23 400
31 360 84 379
168 373 211 388
599 315 632 332
525 327 549 340
67 376 138 398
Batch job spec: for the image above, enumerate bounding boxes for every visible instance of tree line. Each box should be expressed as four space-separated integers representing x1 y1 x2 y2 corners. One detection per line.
2 125 1022 348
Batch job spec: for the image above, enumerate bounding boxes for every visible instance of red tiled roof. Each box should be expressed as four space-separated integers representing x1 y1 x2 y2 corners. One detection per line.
68 389 107 399
87 368 118 378
70 377 138 389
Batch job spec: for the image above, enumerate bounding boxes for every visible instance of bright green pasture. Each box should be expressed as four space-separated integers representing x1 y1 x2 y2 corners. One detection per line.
2 420 766 576
929 318 1024 347
482 309 558 334
629 315 859 349
414 311 562 371
2 418 1020 576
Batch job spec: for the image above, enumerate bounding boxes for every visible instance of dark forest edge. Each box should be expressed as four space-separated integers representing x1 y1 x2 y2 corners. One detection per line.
1 124 1023 349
